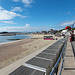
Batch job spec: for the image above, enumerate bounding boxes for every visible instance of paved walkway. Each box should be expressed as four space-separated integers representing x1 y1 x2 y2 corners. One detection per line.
61 41 75 75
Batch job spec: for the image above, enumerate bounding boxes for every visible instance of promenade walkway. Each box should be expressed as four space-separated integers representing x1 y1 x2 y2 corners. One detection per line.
61 40 75 75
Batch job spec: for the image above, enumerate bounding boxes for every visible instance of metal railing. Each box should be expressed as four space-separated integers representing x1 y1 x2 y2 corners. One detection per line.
49 38 67 75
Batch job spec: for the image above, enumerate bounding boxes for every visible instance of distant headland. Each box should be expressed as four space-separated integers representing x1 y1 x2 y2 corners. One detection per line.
0 32 27 36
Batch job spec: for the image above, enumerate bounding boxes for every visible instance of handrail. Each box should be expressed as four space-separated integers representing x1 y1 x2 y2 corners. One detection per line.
49 39 67 75
59 59 64 75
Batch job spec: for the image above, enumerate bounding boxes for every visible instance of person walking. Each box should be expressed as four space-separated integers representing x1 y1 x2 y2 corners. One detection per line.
70 31 74 42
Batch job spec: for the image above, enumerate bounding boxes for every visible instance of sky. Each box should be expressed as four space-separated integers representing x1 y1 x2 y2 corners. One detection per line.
0 0 75 32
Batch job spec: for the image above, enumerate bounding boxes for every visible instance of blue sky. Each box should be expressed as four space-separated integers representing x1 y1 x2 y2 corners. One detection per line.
0 0 75 32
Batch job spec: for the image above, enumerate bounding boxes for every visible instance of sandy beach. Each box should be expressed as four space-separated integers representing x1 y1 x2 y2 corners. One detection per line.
0 34 63 69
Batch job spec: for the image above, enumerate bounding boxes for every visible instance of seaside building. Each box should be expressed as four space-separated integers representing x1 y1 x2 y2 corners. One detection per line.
41 31 48 34
48 29 58 34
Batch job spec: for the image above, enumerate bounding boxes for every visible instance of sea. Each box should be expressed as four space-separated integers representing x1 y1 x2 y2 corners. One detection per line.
0 34 32 44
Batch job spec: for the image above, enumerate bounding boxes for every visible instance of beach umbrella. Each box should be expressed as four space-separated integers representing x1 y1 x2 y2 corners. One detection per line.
65 26 71 30
61 30 67 33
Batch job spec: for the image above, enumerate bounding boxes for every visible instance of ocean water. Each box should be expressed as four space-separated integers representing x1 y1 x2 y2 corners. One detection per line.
0 34 31 43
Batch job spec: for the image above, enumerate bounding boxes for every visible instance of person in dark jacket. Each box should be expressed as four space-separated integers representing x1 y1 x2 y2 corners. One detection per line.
70 32 74 42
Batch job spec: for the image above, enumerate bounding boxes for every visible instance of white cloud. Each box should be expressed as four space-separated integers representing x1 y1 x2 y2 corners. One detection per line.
2 21 16 24
24 4 32 8
12 0 34 7
0 6 4 10
25 24 30 27
22 0 34 7
0 6 25 20
11 7 22 12
22 0 33 4
0 26 51 32
61 20 75 26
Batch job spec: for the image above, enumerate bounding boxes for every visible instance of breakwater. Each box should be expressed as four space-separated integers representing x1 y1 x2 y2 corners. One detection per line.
9 38 67 75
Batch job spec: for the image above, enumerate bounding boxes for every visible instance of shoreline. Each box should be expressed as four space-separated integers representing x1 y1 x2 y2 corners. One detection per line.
0 38 30 45
0 35 32 45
